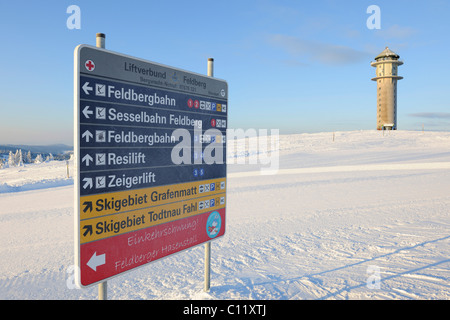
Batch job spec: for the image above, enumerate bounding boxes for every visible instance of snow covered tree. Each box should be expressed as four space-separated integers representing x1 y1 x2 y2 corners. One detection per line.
19 150 24 166
14 150 19 164
26 151 32 164
34 154 43 164
45 153 54 162
15 149 24 166
8 151 15 167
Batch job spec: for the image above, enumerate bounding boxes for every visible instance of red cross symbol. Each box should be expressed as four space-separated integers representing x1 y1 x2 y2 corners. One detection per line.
85 60 95 71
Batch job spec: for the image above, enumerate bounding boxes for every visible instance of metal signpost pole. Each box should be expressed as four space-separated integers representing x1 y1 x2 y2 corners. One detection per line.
96 32 105 50
204 58 214 292
96 32 107 301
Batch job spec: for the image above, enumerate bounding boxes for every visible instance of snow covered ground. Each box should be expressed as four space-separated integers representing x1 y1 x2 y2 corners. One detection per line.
0 130 449 300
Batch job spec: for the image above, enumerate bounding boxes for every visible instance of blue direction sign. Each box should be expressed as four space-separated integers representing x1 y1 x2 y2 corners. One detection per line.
79 146 227 171
79 164 226 196
74 45 227 287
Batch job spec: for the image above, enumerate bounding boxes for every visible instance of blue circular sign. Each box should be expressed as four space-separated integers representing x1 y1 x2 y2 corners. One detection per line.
206 211 221 238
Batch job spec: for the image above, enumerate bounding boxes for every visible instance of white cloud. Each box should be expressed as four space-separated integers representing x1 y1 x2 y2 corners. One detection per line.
409 112 450 119
267 34 369 65
375 25 418 39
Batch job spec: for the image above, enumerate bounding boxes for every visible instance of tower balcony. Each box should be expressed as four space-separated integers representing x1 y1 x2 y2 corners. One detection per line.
371 75 404 81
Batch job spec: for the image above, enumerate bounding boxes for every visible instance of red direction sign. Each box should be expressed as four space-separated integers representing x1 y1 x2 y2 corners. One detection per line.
79 209 225 286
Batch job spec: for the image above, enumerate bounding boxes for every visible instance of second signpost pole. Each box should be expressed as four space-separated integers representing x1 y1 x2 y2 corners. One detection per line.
204 58 214 292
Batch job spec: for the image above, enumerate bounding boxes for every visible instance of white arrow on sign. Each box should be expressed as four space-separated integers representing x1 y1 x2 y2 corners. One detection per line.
82 177 93 189
82 82 93 95
82 154 93 166
87 252 106 271
81 130 93 142
82 106 93 119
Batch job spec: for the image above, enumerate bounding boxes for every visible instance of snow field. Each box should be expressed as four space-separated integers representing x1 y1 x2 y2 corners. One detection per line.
0 130 449 299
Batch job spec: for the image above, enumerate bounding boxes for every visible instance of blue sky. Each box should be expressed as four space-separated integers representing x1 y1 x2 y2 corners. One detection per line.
0 0 449 145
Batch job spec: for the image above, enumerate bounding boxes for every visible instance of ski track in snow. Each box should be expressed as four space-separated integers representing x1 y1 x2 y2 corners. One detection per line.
0 130 449 300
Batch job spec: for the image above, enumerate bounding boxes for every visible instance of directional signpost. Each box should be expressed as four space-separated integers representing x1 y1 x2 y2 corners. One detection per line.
74 44 227 289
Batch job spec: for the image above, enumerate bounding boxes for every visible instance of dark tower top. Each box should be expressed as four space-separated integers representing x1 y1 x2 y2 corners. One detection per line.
374 47 400 61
